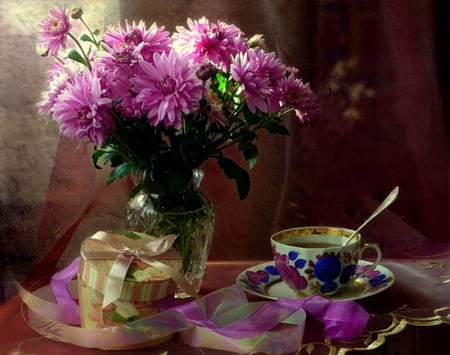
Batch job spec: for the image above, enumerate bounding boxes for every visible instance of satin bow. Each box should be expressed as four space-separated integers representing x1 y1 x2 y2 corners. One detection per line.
83 231 198 307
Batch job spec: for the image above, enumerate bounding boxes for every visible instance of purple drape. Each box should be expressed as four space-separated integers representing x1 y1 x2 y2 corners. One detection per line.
0 1 448 300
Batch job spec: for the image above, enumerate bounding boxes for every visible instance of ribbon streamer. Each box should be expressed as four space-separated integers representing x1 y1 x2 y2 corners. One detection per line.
17 278 369 354
170 292 368 341
17 256 370 354
18 282 307 353
50 256 81 324
82 231 198 307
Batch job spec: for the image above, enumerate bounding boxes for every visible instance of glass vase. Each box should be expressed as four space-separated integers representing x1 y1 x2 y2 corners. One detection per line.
125 171 214 297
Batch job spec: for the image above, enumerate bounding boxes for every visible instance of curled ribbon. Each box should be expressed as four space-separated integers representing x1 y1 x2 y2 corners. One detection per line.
17 280 369 353
83 231 198 307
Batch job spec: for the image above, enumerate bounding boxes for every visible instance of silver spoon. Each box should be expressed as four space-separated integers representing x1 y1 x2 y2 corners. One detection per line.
343 186 399 246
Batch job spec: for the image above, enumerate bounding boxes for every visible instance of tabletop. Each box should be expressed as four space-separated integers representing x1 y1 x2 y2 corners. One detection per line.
1 254 449 355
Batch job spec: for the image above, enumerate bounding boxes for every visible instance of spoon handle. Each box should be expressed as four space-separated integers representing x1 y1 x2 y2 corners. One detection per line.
344 186 399 245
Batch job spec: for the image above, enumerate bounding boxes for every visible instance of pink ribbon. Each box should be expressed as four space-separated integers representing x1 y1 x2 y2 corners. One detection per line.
299 295 369 340
166 291 368 341
27 260 369 353
50 256 81 324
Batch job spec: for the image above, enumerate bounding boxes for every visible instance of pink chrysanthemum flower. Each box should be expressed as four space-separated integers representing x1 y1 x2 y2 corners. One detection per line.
93 48 145 119
131 50 203 128
231 48 285 113
102 65 143 118
51 70 115 146
172 17 246 70
37 7 72 57
278 73 320 123
99 43 140 68
38 61 84 115
38 70 70 115
103 20 171 62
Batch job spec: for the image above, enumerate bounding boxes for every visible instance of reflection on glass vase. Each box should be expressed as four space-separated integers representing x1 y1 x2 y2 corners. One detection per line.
125 170 214 297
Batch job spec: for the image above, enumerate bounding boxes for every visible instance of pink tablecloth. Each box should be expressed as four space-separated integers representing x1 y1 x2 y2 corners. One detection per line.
1 254 449 354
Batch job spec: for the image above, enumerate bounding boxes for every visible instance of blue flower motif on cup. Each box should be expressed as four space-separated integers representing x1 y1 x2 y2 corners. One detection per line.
319 280 338 294
313 255 342 282
313 255 342 294
285 249 307 269
368 274 387 287
295 258 307 269
288 250 299 260
264 264 279 276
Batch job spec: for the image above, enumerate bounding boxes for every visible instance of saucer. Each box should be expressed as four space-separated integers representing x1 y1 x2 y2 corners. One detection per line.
236 260 394 301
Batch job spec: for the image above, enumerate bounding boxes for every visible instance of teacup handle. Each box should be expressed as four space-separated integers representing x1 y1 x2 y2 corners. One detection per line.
355 243 382 279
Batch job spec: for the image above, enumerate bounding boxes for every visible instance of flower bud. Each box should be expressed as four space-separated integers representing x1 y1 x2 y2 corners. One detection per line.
196 63 217 81
70 7 83 19
36 44 49 57
247 34 267 50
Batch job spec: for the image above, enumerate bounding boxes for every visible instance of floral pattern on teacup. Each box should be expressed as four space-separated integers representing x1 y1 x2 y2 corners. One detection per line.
273 252 308 291
304 251 356 293
271 247 358 294
355 264 388 288
238 261 392 300
245 270 270 284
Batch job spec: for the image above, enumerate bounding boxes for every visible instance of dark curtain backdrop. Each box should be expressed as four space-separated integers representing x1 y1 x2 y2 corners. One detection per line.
0 0 448 295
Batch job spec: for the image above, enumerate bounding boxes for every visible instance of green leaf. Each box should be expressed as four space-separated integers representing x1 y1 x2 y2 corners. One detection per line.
275 124 290 135
243 106 261 125
218 157 250 200
265 121 290 135
107 163 137 185
67 49 87 66
80 34 95 44
129 180 145 199
248 155 257 170
243 143 258 170
92 147 124 168
216 73 227 93
92 149 106 169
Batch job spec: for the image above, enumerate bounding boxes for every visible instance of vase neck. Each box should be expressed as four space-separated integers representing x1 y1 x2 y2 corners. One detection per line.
136 168 206 212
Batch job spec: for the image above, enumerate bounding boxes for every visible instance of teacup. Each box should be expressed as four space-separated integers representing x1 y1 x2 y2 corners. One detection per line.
270 226 382 297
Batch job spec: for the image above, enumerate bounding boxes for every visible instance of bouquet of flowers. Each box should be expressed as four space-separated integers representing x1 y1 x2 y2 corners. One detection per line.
37 6 319 209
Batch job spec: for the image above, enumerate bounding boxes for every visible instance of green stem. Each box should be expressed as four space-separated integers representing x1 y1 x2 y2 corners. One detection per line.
108 134 142 166
108 112 151 165
68 32 92 70
80 17 101 48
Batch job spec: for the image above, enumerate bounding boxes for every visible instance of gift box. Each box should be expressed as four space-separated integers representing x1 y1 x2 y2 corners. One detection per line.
78 231 182 329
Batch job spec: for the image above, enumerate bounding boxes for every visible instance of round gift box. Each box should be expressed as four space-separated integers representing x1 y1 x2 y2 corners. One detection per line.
78 232 182 329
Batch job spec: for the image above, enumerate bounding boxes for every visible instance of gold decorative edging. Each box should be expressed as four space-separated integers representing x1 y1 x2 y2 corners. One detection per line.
296 305 450 354
392 306 450 327
296 316 408 354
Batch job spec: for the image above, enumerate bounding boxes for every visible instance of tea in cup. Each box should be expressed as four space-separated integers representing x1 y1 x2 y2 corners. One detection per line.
270 226 382 297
